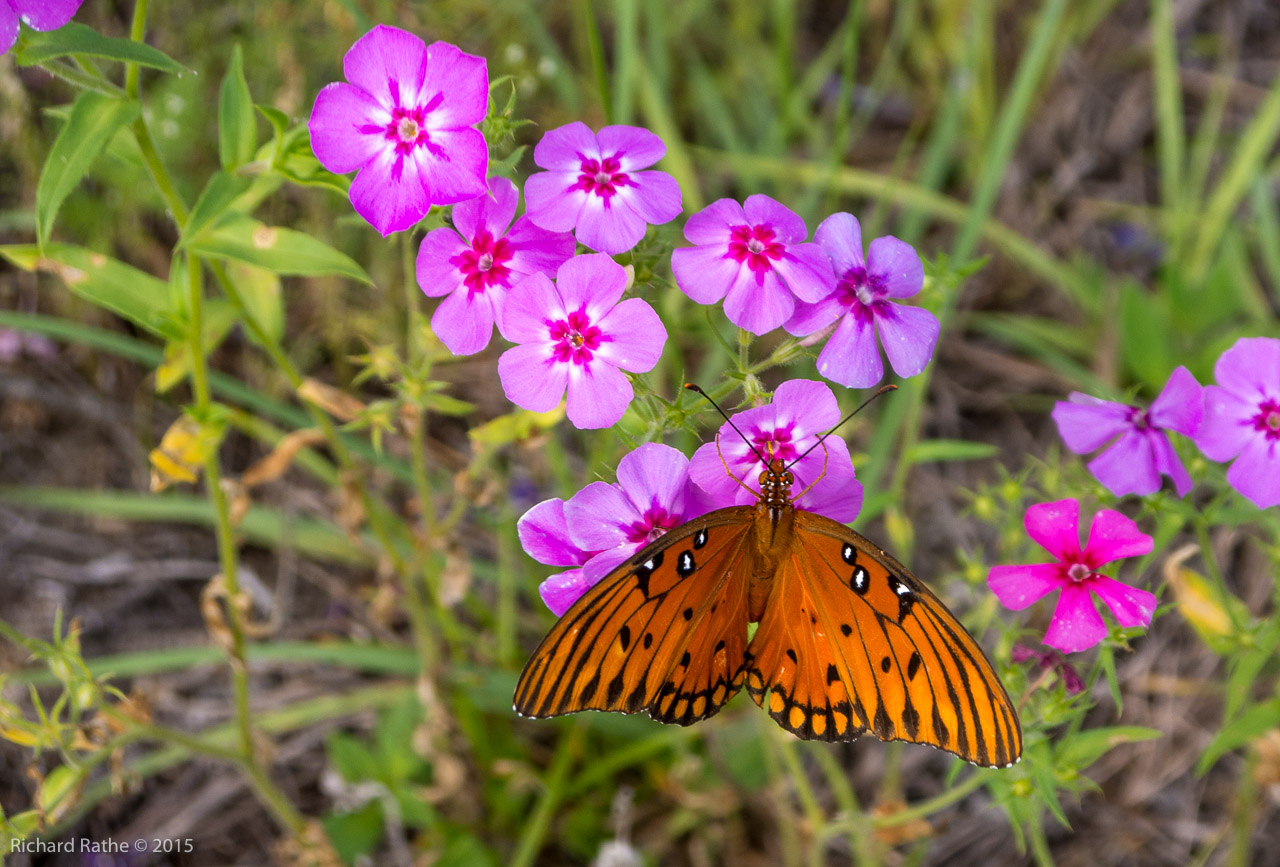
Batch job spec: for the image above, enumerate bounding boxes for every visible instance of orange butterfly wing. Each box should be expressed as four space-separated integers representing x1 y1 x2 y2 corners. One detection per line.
744 510 1022 768
513 508 756 726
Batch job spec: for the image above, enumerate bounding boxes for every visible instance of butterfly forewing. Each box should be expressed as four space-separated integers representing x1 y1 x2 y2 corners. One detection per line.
513 508 756 726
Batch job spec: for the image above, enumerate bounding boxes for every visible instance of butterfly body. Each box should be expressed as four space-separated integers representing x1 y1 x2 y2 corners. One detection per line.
515 459 1022 768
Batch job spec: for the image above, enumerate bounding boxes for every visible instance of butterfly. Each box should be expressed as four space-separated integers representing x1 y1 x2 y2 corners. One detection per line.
513 392 1022 768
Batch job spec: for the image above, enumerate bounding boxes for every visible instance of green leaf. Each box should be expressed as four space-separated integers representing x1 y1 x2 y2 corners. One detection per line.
326 733 380 783
322 802 384 865
1196 699 1280 775
36 92 141 246
436 834 498 867
14 22 187 73
185 215 371 283
218 45 257 170
423 392 476 417
228 261 284 345
1118 282 1174 387
155 300 239 393
181 171 253 244
906 439 999 464
1056 726 1163 770
0 243 175 337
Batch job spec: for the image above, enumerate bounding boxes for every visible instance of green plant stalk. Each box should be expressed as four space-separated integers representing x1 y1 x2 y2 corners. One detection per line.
870 771 984 829
124 0 149 98
1150 0 1185 246
808 744 878 867
509 722 585 867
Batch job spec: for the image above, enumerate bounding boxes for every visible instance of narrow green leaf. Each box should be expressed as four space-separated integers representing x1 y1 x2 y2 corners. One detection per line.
180 171 253 244
186 215 371 283
1056 726 1163 770
0 243 174 337
1196 699 1280 776
35 92 140 246
14 22 187 73
1118 282 1174 386
218 45 257 170
906 439 999 464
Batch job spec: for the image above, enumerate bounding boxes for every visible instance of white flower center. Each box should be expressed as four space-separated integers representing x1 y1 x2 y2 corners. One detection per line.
1067 563 1092 583
396 117 421 143
477 253 494 272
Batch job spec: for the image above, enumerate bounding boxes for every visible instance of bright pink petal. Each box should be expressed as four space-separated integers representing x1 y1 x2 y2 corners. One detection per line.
987 563 1065 610
672 244 739 304
1197 385 1254 461
814 212 865 274
574 195 649 255
555 254 628 323
866 236 924 298
689 440 749 508
1043 583 1107 653
565 361 633 429
0 6 16 55
452 176 517 241
540 567 593 616
422 41 487 127
1225 434 1280 509
1084 509 1153 566
621 170 682 225
503 217 577 279
413 127 488 205
344 25 428 109
1148 365 1202 436
723 269 795 335
1088 575 1156 629
430 287 494 356
597 125 666 169
501 273 565 343
1051 394 1131 454
774 243 837 303
792 444 862 522
564 482 636 551
498 343 567 412
518 498 593 567
523 171 586 232
1151 433 1194 497
875 303 940 378
773 379 841 433
416 227 469 297
617 443 694 518
348 147 432 236
12 0 82 31
742 195 807 244
534 121 601 170
815 313 882 389
1213 337 1280 404
784 295 845 337
308 83 388 173
683 199 748 245
595 298 666 373
1024 499 1081 563
1087 430 1160 497
581 547 636 585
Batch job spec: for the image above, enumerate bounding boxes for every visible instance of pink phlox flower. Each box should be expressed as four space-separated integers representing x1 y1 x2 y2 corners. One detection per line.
1052 366 1202 498
308 25 488 236
417 176 575 355
783 213 938 388
688 379 863 523
988 499 1156 654
1011 644 1085 695
498 253 666 429
1197 336 1280 509
517 498 602 617
1 0 83 55
672 196 835 336
523 122 682 255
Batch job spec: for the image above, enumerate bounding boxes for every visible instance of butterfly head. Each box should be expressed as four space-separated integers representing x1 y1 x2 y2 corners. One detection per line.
758 458 794 509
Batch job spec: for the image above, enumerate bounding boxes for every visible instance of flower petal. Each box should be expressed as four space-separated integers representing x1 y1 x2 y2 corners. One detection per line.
1084 509 1153 566
773 243 837 303
451 176 517 242
308 82 388 174
430 286 494 356
596 124 666 170
503 217 577 280
616 443 694 519
815 312 883 389
1024 499 1081 563
533 121 600 170
724 269 795 335
1147 365 1202 436
556 253 628 322
987 563 1064 610
413 127 488 205
773 378 841 434
595 298 666 373
682 198 748 245
574 193 650 255
344 25 428 109
1088 575 1156 629
348 147 431 236
522 170 586 232
672 244 740 305
791 444 862 522
742 195 807 244
415 227 468 297
784 294 845 337
0 7 17 55
1197 385 1255 462
422 41 487 128
12 0 82 31
1051 394 1131 454
620 170 682 226
1151 432 1194 497
875 303 940 379
1043 583 1107 654
564 481 636 551
866 236 924 298
1086 430 1160 497
1212 336 1280 404
565 361 633 429
501 272 565 343
518 498 592 567
539 567 593 616
813 212 865 274
498 342 567 412
1225 433 1280 509
581 547 636 586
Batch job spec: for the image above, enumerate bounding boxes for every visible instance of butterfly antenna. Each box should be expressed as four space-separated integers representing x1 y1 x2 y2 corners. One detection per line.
684 383 771 467
785 384 897 470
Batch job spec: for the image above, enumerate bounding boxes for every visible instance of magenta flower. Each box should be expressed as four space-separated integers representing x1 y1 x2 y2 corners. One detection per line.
523 123 681 255
498 253 666 429
1052 366 1202 498
784 213 938 388
517 498 601 616
308 25 488 237
1011 645 1084 695
988 499 1156 654
672 196 834 336
1197 337 1280 508
1 0 82 55
416 177 575 355
688 379 862 522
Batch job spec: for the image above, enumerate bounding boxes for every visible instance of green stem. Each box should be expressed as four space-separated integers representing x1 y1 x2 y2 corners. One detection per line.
809 744 878 867
124 0 150 98
510 723 584 867
870 772 985 828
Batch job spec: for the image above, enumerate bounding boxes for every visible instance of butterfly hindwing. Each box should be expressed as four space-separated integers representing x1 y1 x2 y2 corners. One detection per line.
513 508 755 726
746 511 1022 767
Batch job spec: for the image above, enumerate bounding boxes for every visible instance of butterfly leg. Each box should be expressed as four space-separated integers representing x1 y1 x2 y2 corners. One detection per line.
716 431 758 497
790 438 829 504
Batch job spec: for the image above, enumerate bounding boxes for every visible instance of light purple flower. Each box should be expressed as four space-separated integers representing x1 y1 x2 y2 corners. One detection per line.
498 253 666 429
416 177 575 355
1052 366 1202 498
784 213 938 388
688 379 863 522
517 498 601 616
988 499 1156 654
308 25 488 237
1 0 82 55
1197 336 1280 509
523 122 681 255
672 196 834 336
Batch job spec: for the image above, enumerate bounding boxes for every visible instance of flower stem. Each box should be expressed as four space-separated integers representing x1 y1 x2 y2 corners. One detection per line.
509 722 584 867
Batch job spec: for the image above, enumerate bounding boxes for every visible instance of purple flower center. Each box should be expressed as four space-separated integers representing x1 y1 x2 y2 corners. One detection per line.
727 225 785 276
1066 563 1093 583
574 155 633 201
739 424 799 466
375 91 445 157
1128 407 1151 430
549 309 608 365
834 264 886 319
1252 399 1280 441
452 229 515 297
624 506 681 545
